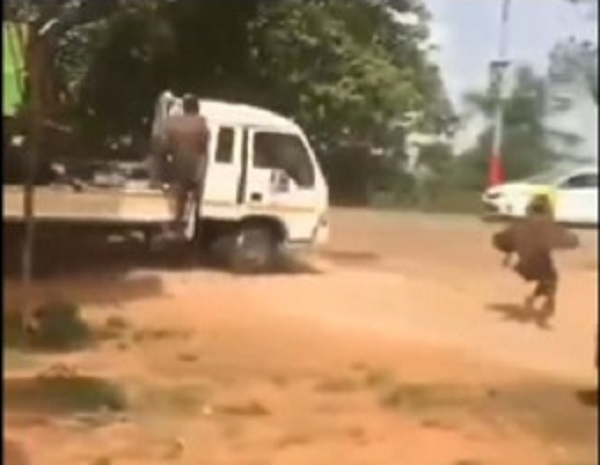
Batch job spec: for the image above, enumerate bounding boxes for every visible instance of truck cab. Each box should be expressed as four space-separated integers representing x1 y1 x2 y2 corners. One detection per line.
153 94 330 270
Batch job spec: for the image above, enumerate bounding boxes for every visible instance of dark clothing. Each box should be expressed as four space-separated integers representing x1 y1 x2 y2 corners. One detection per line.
492 214 578 297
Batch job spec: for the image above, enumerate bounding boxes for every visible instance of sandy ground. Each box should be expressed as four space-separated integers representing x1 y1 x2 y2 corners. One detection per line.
3 209 598 465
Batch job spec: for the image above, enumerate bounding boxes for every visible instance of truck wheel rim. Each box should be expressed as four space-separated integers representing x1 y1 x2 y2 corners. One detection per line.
238 231 270 268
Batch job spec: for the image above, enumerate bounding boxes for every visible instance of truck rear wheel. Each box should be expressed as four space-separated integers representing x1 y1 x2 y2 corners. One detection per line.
229 223 278 274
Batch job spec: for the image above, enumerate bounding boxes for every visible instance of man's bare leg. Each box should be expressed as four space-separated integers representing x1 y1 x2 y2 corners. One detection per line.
534 279 557 329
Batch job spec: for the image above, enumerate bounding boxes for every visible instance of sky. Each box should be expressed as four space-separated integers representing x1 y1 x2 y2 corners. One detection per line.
425 0 597 108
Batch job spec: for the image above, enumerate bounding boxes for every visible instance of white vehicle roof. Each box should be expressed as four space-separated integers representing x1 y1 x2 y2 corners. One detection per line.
522 165 598 184
165 96 301 133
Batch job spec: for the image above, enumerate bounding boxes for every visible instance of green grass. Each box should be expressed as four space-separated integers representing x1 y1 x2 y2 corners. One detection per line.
3 349 38 371
5 375 127 414
3 300 92 352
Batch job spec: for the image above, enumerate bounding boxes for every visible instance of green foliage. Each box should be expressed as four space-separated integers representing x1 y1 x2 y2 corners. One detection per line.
548 39 597 104
449 65 558 191
31 300 91 351
5 375 127 413
38 0 450 140
418 142 452 174
8 0 452 205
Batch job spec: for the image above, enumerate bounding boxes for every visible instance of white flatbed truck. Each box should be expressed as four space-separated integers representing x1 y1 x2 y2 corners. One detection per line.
3 96 330 272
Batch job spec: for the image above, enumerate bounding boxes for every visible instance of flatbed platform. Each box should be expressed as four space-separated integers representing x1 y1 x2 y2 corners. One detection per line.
3 185 177 224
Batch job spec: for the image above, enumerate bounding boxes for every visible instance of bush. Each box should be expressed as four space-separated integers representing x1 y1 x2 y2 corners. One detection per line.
30 300 91 351
5 375 127 413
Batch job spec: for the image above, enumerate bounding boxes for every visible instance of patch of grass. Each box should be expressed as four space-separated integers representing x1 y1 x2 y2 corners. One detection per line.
32 300 91 350
3 349 38 371
132 328 190 343
177 352 199 363
3 312 26 349
314 377 360 393
4 300 92 352
363 368 397 390
106 315 129 331
90 457 113 465
5 375 127 414
276 434 312 449
94 315 131 343
216 400 270 417
378 384 476 412
495 384 598 448
350 362 368 372
271 375 289 387
135 384 210 417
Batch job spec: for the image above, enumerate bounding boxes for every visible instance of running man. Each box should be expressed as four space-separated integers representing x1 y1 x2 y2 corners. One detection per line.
492 194 579 328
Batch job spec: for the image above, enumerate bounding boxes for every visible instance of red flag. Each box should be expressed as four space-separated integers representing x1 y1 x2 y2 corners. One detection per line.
488 154 504 187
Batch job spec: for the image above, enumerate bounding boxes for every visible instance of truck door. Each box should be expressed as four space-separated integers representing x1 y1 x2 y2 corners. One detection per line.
244 129 320 242
201 125 243 217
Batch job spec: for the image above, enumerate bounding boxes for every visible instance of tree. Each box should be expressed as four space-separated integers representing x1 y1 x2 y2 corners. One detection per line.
5 0 451 205
452 65 557 189
561 0 598 103
44 0 450 148
248 0 447 148
547 39 597 104
544 39 597 164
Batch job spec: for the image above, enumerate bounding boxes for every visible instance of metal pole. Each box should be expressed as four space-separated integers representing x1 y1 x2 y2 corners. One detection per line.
21 21 41 330
489 0 512 187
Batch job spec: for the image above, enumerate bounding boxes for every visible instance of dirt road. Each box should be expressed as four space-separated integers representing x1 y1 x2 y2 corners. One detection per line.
4 209 598 465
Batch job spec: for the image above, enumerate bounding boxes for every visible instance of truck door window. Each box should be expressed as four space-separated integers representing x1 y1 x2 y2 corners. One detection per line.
561 173 598 189
253 132 315 188
215 127 234 163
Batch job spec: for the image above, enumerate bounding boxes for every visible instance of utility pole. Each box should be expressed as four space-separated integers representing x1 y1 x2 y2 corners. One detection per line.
488 0 512 187
21 5 43 329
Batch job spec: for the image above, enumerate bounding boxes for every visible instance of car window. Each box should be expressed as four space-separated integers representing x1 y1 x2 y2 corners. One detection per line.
523 169 565 184
253 132 315 188
215 127 234 164
560 173 598 189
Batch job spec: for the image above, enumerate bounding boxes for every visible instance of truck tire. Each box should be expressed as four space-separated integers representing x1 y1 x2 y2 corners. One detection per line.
229 223 278 274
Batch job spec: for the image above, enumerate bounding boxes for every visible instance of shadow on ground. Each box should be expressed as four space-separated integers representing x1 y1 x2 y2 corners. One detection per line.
3 230 319 312
320 250 380 265
576 389 598 408
3 232 167 311
486 303 551 329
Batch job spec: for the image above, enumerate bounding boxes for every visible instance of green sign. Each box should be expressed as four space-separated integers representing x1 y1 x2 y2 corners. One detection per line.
3 22 28 117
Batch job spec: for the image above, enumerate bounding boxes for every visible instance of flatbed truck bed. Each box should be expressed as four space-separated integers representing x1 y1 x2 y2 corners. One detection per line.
3 185 176 225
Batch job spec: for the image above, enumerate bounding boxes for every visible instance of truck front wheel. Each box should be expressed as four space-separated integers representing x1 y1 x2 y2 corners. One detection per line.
229 223 278 274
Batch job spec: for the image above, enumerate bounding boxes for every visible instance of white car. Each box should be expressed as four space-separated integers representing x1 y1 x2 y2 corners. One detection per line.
482 166 598 226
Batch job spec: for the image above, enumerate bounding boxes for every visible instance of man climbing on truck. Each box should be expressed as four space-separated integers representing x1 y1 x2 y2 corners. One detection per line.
155 93 210 234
